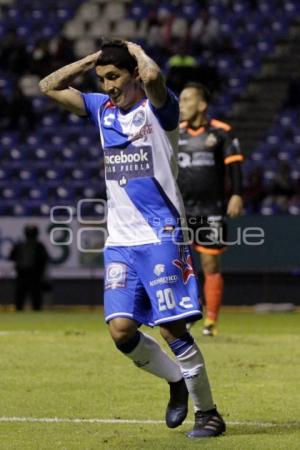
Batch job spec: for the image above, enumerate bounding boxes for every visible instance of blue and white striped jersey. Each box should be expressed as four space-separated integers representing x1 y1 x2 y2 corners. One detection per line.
82 90 186 246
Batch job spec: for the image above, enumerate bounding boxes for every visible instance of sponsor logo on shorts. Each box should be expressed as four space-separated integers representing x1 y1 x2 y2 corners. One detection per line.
149 274 178 287
153 264 165 276
179 296 194 309
105 263 127 289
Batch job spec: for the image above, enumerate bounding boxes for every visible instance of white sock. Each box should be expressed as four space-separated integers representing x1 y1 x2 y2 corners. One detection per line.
125 332 182 382
168 333 214 412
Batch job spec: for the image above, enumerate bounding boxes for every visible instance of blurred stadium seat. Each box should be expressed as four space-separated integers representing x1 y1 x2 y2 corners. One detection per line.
0 0 299 216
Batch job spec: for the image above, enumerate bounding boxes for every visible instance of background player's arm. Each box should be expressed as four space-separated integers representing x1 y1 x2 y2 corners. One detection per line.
127 42 167 108
227 161 243 217
227 193 243 218
39 51 101 116
223 132 244 218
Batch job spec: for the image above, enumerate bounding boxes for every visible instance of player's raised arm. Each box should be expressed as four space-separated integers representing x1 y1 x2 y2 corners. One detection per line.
126 42 167 109
39 50 101 116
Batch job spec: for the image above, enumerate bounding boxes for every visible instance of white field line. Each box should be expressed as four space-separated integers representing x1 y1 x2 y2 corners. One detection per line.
0 331 37 336
0 417 299 428
0 331 22 336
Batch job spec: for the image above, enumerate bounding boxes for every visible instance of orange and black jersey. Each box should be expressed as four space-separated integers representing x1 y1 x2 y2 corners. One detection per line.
177 119 244 216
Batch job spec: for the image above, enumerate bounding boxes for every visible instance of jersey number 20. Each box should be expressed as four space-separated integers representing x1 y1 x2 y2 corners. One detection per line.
156 288 176 311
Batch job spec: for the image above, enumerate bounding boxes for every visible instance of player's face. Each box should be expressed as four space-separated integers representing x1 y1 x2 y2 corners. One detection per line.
179 88 207 122
96 64 138 109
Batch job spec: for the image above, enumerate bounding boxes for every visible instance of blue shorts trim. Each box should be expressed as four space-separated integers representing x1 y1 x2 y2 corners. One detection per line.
153 310 202 325
105 312 135 322
105 312 155 327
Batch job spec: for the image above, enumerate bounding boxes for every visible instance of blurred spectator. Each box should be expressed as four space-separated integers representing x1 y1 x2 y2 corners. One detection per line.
0 92 10 130
167 41 197 69
261 194 289 214
243 167 265 213
0 29 29 75
156 6 174 47
6 86 37 133
0 0 297 217
288 184 300 214
271 162 294 198
146 11 162 48
285 76 300 108
9 225 49 311
30 39 52 78
167 62 221 96
190 10 221 52
51 36 76 69
18 73 40 97
146 10 173 64
261 162 295 213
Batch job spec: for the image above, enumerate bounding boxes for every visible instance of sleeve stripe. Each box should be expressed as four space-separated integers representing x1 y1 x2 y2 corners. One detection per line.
211 119 232 131
187 126 205 136
194 244 227 255
224 155 244 165
149 89 179 131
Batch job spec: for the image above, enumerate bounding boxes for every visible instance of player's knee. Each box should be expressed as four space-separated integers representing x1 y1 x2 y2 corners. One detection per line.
160 319 187 343
108 317 138 346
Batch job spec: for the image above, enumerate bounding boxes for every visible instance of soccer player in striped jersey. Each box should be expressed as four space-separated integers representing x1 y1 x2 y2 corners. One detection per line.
39 40 225 438
178 83 244 336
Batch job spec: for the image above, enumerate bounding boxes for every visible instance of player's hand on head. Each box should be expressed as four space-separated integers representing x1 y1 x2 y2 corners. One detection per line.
126 41 143 57
227 195 243 218
92 50 102 59
83 50 102 69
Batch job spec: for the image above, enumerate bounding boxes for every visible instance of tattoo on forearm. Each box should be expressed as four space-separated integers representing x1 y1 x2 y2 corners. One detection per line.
39 59 87 92
137 53 161 83
136 53 166 103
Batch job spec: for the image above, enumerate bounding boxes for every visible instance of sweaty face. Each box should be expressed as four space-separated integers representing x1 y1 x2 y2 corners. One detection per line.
179 88 206 122
95 64 138 110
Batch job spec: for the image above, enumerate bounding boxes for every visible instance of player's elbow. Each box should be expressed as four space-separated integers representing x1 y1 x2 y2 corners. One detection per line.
39 79 51 96
39 81 47 95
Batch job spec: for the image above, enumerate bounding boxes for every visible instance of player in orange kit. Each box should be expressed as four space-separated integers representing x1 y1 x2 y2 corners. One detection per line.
178 83 244 336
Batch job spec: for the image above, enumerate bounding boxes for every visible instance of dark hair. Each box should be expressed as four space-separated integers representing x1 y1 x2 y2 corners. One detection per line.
183 82 211 103
96 39 137 74
24 225 39 239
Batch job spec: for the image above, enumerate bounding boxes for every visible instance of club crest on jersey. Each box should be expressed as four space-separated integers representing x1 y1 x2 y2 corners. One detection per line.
105 263 127 289
205 133 218 148
154 264 165 276
172 252 195 284
132 110 146 127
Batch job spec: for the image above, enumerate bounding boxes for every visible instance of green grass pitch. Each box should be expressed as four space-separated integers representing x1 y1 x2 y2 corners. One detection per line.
0 310 299 450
